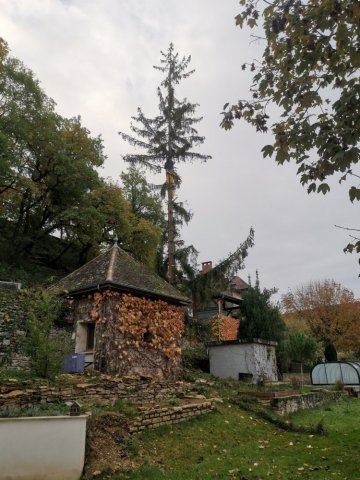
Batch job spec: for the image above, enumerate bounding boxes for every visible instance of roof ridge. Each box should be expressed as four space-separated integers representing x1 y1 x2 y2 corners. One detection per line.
106 244 118 282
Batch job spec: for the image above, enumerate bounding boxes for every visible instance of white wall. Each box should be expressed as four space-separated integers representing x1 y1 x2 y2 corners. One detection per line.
0 415 87 480
208 342 278 382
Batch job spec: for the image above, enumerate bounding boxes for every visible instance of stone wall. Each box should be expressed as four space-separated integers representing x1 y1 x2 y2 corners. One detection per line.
0 290 29 369
0 289 73 371
270 391 345 415
69 291 185 380
0 378 194 410
129 400 214 432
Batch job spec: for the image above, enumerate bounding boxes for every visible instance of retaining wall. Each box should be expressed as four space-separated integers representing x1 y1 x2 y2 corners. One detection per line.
270 391 345 415
0 378 194 411
130 400 214 432
0 290 28 369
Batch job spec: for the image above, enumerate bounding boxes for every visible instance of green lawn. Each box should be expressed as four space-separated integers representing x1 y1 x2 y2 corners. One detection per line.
86 397 360 480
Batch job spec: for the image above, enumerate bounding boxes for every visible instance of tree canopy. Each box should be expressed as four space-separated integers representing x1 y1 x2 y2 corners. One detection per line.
284 332 318 373
0 38 162 269
221 1 360 204
238 284 286 343
282 279 360 351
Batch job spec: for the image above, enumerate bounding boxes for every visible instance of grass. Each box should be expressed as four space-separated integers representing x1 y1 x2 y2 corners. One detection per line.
84 397 360 480
80 399 138 418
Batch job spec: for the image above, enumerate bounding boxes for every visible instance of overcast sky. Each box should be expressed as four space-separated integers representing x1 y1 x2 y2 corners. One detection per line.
1 0 359 301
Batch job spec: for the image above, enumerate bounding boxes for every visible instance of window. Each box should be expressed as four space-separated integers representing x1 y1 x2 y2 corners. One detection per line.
86 323 95 350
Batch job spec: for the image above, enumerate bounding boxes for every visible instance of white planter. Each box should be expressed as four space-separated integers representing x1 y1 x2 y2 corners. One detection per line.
0 415 87 480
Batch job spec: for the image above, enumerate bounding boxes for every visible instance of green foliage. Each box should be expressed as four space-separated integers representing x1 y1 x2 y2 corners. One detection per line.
184 318 212 344
0 39 163 269
182 348 209 373
284 332 318 374
0 43 105 249
0 402 68 418
190 228 255 316
111 399 137 419
123 436 139 457
0 368 36 382
25 290 67 379
232 397 327 436
221 1 360 205
237 285 286 343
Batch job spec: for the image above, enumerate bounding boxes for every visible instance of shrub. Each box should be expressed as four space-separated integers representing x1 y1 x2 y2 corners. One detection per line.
182 348 209 372
25 290 67 379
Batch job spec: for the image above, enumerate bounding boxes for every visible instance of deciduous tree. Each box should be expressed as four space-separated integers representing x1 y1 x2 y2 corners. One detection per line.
0 38 105 258
221 1 360 203
282 279 360 351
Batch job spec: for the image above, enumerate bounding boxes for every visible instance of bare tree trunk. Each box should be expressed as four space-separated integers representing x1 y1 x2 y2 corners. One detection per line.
166 167 175 285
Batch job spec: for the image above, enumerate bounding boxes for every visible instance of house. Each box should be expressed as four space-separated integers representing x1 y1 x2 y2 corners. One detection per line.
52 241 189 379
197 261 249 342
212 275 249 341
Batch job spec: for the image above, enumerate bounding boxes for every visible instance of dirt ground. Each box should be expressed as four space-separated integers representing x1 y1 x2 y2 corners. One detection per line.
84 413 138 476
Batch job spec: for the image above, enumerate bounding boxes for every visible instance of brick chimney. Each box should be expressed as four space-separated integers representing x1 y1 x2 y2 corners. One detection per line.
201 261 212 274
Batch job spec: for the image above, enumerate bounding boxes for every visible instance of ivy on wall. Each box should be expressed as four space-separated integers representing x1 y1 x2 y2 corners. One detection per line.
211 315 239 342
75 290 185 378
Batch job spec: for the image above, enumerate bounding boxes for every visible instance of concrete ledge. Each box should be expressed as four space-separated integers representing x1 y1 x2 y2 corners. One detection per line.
0 415 87 480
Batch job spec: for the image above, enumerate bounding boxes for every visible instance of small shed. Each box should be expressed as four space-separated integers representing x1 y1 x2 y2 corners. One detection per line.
52 242 189 379
207 338 278 383
311 362 360 385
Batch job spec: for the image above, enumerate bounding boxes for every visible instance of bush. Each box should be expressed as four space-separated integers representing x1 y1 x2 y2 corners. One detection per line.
25 290 67 379
324 343 338 361
182 348 209 372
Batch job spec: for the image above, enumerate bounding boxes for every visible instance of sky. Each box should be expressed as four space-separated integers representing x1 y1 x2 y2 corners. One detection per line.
1 0 359 301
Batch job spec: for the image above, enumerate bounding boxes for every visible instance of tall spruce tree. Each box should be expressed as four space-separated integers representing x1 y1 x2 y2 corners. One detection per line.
119 43 211 284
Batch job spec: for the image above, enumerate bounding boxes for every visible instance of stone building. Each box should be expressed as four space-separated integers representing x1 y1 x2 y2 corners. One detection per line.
52 242 189 379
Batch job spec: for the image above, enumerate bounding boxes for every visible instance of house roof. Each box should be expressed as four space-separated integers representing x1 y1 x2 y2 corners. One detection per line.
230 276 250 292
50 244 189 305
213 276 250 306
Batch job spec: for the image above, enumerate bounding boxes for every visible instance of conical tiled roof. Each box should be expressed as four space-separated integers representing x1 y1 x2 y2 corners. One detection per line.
51 244 189 305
